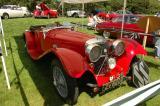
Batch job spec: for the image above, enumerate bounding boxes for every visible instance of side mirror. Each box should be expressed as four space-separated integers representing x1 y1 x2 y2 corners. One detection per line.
103 31 110 39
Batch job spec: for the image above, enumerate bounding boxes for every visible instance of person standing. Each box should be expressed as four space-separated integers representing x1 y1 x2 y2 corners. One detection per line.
93 13 104 27
87 14 94 28
154 30 160 59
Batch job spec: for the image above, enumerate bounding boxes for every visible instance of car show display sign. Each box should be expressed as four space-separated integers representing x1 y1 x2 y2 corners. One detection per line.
137 16 160 48
0 17 10 89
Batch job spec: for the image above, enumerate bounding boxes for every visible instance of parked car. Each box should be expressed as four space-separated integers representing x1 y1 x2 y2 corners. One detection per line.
33 2 58 18
24 22 149 104
66 9 85 18
98 10 133 20
155 11 160 17
21 7 32 17
98 11 119 20
115 10 133 14
96 15 156 46
0 5 30 19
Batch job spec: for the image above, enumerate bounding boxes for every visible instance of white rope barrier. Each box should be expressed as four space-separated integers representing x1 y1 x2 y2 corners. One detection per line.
103 80 160 106
0 17 10 89
0 40 10 89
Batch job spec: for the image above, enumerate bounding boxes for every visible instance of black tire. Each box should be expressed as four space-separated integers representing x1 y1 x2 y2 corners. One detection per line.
55 15 58 18
2 13 9 19
127 57 149 88
72 13 79 18
51 59 79 105
24 14 27 18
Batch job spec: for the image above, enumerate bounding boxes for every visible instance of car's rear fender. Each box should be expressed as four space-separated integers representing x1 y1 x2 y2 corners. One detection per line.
51 48 92 78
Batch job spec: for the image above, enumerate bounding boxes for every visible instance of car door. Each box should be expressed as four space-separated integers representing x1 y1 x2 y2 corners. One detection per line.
124 16 140 32
14 7 24 17
113 16 130 38
114 16 128 32
8 6 17 17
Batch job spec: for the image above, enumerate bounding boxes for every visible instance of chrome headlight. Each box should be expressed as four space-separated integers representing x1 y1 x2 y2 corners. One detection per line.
86 44 102 62
112 40 125 56
108 58 116 69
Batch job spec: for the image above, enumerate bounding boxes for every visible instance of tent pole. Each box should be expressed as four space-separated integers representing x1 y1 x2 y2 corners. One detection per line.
62 1 64 17
0 17 8 56
121 0 127 38
143 18 150 49
82 3 84 29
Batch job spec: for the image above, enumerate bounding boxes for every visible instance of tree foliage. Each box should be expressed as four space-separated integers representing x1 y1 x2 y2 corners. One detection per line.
0 0 160 14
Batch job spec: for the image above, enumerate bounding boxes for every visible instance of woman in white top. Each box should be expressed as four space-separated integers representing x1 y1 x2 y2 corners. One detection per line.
93 14 103 27
87 14 94 28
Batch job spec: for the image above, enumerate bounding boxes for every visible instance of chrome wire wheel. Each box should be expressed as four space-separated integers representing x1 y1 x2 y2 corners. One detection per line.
129 32 140 40
53 66 68 98
51 59 79 105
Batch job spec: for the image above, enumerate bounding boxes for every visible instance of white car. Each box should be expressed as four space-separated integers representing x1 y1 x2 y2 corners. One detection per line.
66 9 86 18
0 5 30 19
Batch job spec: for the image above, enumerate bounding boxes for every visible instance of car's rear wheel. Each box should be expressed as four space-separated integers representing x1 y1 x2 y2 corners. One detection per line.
55 14 58 18
127 57 149 88
51 59 79 105
24 14 27 18
2 13 9 19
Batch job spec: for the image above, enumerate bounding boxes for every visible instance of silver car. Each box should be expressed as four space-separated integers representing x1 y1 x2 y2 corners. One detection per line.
66 9 85 18
0 5 30 19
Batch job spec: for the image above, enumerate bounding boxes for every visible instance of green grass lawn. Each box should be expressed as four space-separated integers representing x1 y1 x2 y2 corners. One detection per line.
0 17 160 106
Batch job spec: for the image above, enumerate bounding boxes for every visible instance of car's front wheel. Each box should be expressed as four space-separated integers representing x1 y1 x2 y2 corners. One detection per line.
2 13 9 19
72 13 79 18
127 57 149 88
51 59 79 105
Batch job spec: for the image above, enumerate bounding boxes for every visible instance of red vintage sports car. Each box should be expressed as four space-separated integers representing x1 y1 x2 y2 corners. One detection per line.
98 10 133 20
24 23 149 104
98 11 119 20
96 15 156 46
33 2 58 18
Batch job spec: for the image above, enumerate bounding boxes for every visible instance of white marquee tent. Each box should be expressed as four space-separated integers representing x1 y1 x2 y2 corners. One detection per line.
61 0 107 4
60 0 127 37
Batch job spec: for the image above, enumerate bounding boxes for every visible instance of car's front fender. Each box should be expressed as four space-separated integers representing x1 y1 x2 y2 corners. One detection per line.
123 38 147 57
52 48 90 78
115 38 147 76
